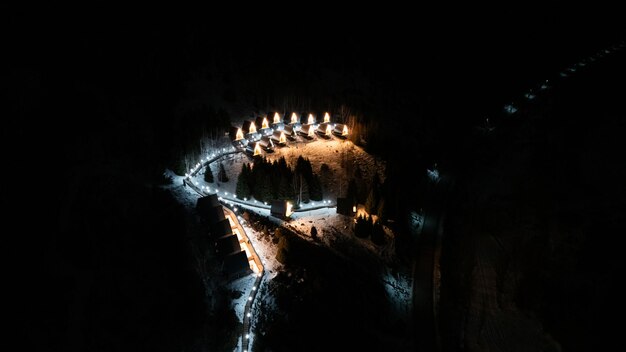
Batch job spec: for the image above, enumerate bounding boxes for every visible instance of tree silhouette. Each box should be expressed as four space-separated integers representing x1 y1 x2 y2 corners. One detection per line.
218 162 229 182
236 164 251 199
204 165 214 183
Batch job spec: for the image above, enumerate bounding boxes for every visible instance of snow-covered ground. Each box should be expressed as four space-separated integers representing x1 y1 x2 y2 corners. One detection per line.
190 137 384 207
382 268 413 321
239 220 281 274
229 274 256 323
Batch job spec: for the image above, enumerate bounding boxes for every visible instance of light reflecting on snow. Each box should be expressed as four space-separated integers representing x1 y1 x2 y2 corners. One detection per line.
504 104 517 114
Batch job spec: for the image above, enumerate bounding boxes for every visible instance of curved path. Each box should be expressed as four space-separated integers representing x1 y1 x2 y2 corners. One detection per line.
183 149 335 351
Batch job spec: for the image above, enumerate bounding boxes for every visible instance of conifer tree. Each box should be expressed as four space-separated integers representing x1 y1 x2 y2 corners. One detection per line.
204 165 214 183
218 162 229 182
236 164 251 199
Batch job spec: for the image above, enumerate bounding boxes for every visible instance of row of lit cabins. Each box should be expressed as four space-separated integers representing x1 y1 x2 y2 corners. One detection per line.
230 112 349 155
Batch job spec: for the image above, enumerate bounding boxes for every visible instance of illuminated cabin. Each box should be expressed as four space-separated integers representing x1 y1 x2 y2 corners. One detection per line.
210 219 233 239
271 130 288 146
242 120 261 141
283 125 298 140
298 124 316 139
289 112 299 125
242 120 256 134
271 112 284 130
271 200 294 219
223 251 251 278
233 228 244 242
215 234 240 256
323 112 331 123
255 116 273 136
229 126 246 147
240 241 253 259
332 123 349 138
246 142 263 156
288 112 301 130
226 214 236 228
196 194 221 221
249 259 260 274
316 123 332 138
259 136 275 152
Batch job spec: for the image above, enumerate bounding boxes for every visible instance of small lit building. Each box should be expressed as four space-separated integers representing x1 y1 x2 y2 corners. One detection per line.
229 126 246 147
215 235 241 256
332 123 349 138
196 194 224 224
288 112 301 130
271 130 287 146
259 136 275 152
271 200 294 219
242 120 261 141
283 125 298 140
197 194 220 214
271 112 284 130
210 218 233 238
298 124 316 139
305 113 316 126
255 116 273 136
336 197 357 216
223 251 251 278
203 206 226 225
246 141 263 156
316 122 333 139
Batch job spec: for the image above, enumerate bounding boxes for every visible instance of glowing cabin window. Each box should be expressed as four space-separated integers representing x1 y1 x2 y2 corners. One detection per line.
325 124 332 136
324 112 330 123
249 260 260 274
249 122 257 134
253 142 262 156
273 112 280 124
352 205 357 213
279 131 286 144
226 215 236 227
308 114 315 125
233 229 244 242
342 125 349 136
286 202 293 217
261 117 269 129
290 113 298 124
235 128 244 140
241 242 252 259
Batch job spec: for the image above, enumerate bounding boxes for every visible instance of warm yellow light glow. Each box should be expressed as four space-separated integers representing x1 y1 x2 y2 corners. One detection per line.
233 229 244 242
262 117 269 129
324 112 330 123
308 113 314 125
342 125 349 136
325 124 332 136
253 142 262 156
226 215 236 227
286 202 293 217
236 128 244 140
352 205 357 213
249 260 260 274
241 242 252 258
273 112 280 124
291 112 298 124
249 122 257 134
308 127 314 137
279 131 286 144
